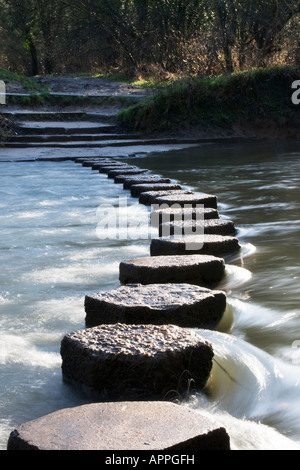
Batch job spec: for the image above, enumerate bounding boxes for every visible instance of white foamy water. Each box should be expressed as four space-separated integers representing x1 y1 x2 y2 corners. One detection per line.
0 160 151 450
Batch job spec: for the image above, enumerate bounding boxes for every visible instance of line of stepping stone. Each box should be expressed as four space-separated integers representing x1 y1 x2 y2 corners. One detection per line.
8 155 242 450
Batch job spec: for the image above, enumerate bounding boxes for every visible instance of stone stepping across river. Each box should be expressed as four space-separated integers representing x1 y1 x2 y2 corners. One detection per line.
98 164 137 173
119 254 226 287
60 323 214 400
107 167 149 178
122 175 172 189
139 190 218 208
150 234 241 257
151 205 220 222
7 401 230 451
154 191 219 209
139 189 194 206
158 218 237 237
80 158 119 167
130 182 183 197
84 283 226 328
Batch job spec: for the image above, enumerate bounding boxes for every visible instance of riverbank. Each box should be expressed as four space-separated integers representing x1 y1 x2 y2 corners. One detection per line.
2 67 300 141
118 67 300 140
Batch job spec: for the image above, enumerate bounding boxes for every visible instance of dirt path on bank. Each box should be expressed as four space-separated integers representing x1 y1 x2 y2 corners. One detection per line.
6 75 152 98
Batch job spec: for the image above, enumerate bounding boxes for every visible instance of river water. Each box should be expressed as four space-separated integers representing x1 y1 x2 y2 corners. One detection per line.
0 140 299 450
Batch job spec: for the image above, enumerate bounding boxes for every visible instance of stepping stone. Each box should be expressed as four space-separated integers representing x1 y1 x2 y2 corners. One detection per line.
76 158 107 164
114 174 167 184
123 175 171 189
159 218 237 237
139 190 193 206
7 401 230 450
82 160 107 167
151 206 220 222
150 234 241 257
154 192 218 209
108 168 149 178
130 183 182 197
85 283 226 328
91 160 121 170
119 254 225 287
60 323 214 400
99 164 133 173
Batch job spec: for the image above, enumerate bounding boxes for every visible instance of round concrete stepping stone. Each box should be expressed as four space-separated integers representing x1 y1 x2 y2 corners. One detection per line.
159 218 237 237
99 164 133 173
139 190 193 206
119 254 225 287
131 183 182 197
114 173 160 184
60 323 214 400
151 206 220 223
92 160 121 170
7 401 230 450
85 283 226 328
108 167 149 178
76 157 107 164
150 234 241 257
154 192 218 209
123 175 171 189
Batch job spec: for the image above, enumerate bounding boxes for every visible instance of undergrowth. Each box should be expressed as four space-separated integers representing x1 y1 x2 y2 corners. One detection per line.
118 66 300 137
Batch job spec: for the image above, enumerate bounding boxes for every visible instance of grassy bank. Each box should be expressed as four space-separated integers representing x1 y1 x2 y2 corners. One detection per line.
118 67 300 139
0 68 48 92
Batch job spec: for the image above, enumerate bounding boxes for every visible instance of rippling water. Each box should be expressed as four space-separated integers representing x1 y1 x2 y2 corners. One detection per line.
0 141 299 450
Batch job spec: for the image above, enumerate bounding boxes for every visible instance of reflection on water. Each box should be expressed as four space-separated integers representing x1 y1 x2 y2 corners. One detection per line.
0 140 299 450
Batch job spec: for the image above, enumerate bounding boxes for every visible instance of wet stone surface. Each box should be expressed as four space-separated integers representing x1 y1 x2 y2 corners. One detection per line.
81 159 118 167
119 254 226 288
99 164 133 173
154 192 218 209
108 168 149 178
60 323 214 400
130 183 182 197
159 218 237 237
123 175 171 189
85 282 226 328
150 234 241 257
151 206 220 223
7 401 230 450
139 190 193 206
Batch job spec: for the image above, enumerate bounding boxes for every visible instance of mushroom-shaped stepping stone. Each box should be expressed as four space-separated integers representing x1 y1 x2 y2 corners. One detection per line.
130 183 182 197
123 176 171 189
60 323 214 400
139 190 193 206
119 254 225 287
159 218 237 237
154 192 218 209
7 401 230 450
150 234 241 257
85 283 226 328
108 168 149 178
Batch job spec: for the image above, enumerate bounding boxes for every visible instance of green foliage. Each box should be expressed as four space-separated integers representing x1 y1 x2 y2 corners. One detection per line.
118 66 300 134
0 68 47 91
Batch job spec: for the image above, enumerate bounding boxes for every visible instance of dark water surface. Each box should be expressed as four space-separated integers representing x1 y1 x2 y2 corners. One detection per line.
0 140 299 450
